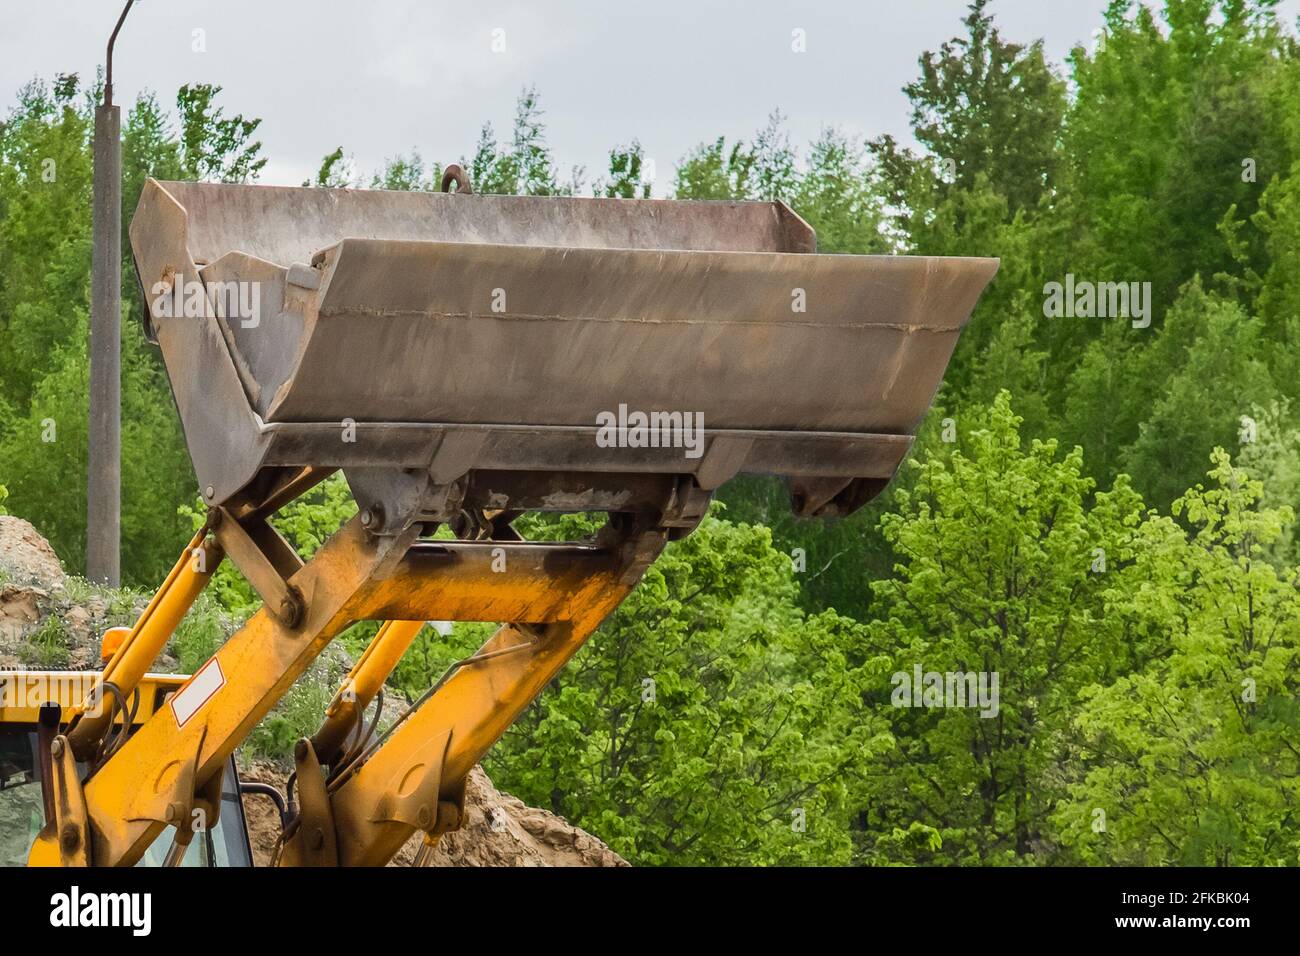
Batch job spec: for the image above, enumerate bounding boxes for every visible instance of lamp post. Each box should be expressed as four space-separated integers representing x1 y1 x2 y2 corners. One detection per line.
87 0 135 586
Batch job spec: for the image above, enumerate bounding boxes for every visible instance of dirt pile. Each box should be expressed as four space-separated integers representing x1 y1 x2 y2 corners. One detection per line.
239 761 626 867
0 516 59 657
0 515 155 669
0 516 64 584
429 766 628 867
1 516 627 866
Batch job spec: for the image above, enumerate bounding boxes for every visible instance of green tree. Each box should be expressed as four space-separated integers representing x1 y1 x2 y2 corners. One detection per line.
893 0 1066 212
855 392 1147 864
0 77 93 403
1248 162 1300 391
790 127 888 255
369 150 438 191
121 90 182 241
866 0 1067 401
469 510 886 865
176 83 266 183
306 146 354 188
1235 398 1300 566
1062 0 1291 321
1118 281 1276 509
0 77 268 582
672 136 756 200
1058 450 1300 865
595 140 651 199
750 110 797 202
0 346 91 570
467 86 577 196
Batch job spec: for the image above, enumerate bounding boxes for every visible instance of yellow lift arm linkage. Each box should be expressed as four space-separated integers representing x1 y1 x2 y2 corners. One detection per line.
28 483 666 868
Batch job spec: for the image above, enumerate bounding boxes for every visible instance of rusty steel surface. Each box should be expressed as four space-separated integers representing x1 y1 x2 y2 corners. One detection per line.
276 237 989 431
149 179 815 264
129 178 998 518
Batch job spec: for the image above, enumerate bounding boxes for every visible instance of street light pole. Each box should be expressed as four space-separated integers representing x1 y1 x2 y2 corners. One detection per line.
87 0 134 586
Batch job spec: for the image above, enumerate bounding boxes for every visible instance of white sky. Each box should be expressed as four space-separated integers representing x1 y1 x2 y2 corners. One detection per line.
4 1 1300 193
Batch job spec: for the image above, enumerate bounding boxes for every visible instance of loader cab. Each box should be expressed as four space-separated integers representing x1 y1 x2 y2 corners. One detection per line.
0 670 253 867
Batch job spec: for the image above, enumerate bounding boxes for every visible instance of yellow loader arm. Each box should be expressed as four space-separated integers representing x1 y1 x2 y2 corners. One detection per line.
30 483 669 867
279 520 666 866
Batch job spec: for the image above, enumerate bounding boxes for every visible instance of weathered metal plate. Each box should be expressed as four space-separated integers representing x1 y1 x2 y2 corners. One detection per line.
247 237 992 434
129 179 998 516
154 179 815 264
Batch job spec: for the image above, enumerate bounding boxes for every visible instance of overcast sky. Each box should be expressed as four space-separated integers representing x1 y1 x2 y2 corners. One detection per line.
5 1 1300 192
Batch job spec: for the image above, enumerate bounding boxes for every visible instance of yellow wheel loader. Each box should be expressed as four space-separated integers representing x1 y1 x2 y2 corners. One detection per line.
1 669 254 867
5 170 997 866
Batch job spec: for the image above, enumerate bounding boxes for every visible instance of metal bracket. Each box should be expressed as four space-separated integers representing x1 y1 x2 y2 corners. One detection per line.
660 476 713 539
346 468 467 536
369 730 452 835
126 723 221 852
281 738 339 867
210 507 304 626
27 733 92 867
433 772 467 837
787 475 891 518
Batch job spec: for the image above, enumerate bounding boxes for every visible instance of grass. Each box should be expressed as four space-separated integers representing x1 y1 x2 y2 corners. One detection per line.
19 615 71 668
57 575 96 606
242 657 340 760
169 591 237 674
105 589 142 628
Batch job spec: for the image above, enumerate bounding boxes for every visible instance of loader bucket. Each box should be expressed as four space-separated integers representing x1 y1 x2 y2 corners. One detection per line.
130 178 997 529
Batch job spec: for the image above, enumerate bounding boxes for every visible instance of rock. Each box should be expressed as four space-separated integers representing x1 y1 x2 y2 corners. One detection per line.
0 583 45 643
61 605 93 640
0 516 65 585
